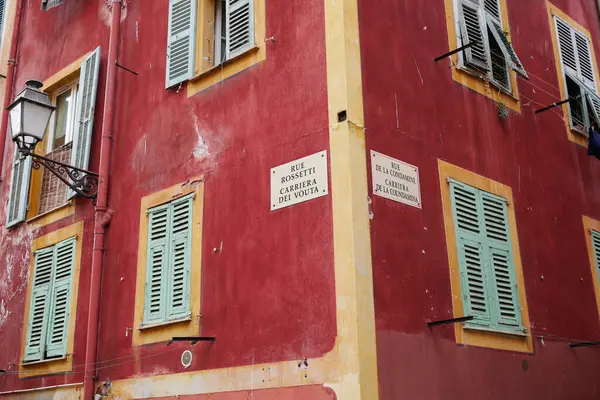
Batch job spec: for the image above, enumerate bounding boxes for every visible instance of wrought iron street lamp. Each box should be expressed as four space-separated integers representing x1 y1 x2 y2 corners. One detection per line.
7 80 99 200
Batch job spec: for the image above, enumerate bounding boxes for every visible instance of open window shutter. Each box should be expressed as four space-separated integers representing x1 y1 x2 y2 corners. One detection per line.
6 153 32 228
450 180 491 325
166 195 193 320
584 88 600 125
24 248 54 362
485 16 528 79
458 0 489 71
68 47 101 199
556 17 578 77
144 205 170 324
225 0 254 60
41 0 64 10
574 32 596 90
0 0 6 48
481 193 521 329
166 0 197 88
483 0 500 21
45 238 75 358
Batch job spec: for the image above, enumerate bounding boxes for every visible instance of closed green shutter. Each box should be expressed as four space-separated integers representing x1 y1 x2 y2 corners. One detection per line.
458 0 490 71
6 152 32 228
68 47 101 199
144 204 170 324
225 0 254 60
166 0 197 88
24 248 54 362
45 238 75 358
144 194 194 325
24 238 76 362
166 195 192 320
450 180 523 332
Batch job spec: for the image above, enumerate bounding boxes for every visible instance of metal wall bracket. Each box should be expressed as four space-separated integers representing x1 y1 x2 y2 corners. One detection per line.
428 316 474 327
434 42 476 63
167 336 216 345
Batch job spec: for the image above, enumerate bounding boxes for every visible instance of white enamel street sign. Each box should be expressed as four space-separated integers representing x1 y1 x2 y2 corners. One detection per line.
371 150 421 209
271 151 329 211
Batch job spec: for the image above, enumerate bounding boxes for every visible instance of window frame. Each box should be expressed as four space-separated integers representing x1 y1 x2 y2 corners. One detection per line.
19 221 83 378
46 80 79 154
582 216 600 319
438 159 532 353
133 179 204 346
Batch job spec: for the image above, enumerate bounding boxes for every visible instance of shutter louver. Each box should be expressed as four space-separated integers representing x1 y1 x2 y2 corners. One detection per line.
591 231 600 277
0 0 6 48
556 18 578 75
45 238 75 358
6 153 32 228
225 0 254 60
144 205 169 324
452 183 481 235
167 196 192 319
481 193 509 242
483 0 501 22
69 47 101 198
575 32 596 89
490 248 520 326
458 238 491 322
24 248 54 362
166 0 197 88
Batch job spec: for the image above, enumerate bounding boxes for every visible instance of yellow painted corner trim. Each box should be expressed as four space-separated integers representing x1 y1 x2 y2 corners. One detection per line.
582 215 600 318
438 159 533 353
187 0 266 97
443 0 521 113
19 221 84 378
132 179 205 346
27 202 76 228
42 52 89 93
546 1 600 148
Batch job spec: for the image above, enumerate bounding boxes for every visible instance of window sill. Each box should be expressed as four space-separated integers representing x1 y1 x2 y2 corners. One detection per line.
27 201 75 228
21 355 68 367
190 45 260 82
456 66 519 101
139 315 192 331
463 324 529 338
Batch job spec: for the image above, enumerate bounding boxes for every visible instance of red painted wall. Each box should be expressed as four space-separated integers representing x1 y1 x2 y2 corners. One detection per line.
359 0 600 398
0 0 336 392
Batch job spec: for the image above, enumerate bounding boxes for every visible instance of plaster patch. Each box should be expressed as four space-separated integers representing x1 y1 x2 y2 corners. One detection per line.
191 111 209 159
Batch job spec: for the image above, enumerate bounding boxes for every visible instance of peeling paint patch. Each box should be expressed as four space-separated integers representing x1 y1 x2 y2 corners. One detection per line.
192 111 209 159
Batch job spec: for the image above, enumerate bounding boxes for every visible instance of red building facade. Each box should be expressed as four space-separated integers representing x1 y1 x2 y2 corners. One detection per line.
0 0 598 399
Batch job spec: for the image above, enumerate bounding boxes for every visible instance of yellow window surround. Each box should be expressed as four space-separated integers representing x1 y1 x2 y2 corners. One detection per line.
24 53 92 226
438 159 533 353
19 221 84 378
187 0 266 97
443 0 521 113
582 216 600 318
132 178 205 346
546 2 600 148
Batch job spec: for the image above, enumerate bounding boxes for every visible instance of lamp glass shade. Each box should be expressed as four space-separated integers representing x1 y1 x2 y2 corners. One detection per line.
8 101 22 140
22 100 52 142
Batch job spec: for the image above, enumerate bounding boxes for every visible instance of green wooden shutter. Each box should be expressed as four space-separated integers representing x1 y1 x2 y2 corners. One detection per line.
575 31 595 90
144 204 170 324
24 247 54 362
166 0 197 88
591 230 600 281
68 47 101 198
450 180 491 325
483 0 500 21
45 238 75 358
225 0 254 60
481 193 521 329
485 16 528 79
0 0 6 49
6 152 32 228
458 0 490 71
166 195 193 320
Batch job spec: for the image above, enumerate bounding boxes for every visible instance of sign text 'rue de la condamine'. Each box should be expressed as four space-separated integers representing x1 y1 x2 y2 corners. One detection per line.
271 151 329 211
371 150 421 208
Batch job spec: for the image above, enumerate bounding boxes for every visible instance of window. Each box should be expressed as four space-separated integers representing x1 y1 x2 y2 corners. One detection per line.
455 0 527 92
438 160 532 352
449 179 524 334
23 237 76 363
41 0 64 11
143 194 193 326
582 216 600 318
5 47 100 227
554 16 600 136
166 0 263 92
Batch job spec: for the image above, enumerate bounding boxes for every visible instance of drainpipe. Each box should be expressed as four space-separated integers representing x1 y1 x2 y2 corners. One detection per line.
83 1 120 399
0 0 24 178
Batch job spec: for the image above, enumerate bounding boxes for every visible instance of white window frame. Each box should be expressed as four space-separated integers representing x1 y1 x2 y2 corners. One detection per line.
46 81 78 154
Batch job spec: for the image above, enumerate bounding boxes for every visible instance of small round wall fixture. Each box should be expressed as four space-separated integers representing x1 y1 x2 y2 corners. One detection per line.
181 350 193 368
